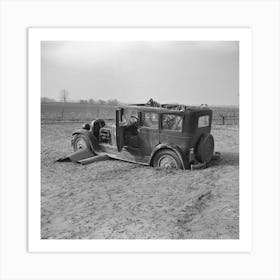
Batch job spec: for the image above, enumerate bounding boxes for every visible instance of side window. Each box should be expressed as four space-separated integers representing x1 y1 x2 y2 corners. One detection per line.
120 108 128 124
198 115 210 128
162 114 183 132
127 110 139 125
142 112 158 128
121 109 139 125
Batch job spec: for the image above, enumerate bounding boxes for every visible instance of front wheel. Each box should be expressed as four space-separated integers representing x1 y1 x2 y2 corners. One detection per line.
152 149 183 169
72 134 91 151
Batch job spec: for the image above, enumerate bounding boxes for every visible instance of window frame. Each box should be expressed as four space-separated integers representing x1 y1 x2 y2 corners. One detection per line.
197 114 210 128
160 113 184 133
140 111 160 129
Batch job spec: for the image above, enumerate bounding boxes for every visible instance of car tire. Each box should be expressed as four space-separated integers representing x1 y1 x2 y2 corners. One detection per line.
152 149 183 169
72 134 91 152
196 134 214 163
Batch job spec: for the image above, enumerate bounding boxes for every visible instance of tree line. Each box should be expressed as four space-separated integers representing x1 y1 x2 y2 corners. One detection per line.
41 97 120 105
79 98 119 105
41 89 120 105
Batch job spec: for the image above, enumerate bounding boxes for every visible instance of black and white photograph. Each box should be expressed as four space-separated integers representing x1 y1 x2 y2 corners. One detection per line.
2 0 280 279
40 40 239 240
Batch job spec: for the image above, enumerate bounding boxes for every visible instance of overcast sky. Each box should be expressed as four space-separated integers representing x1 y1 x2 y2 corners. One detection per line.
41 41 239 106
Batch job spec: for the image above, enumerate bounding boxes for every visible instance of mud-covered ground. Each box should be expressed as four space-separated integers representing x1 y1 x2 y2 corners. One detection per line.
41 123 239 239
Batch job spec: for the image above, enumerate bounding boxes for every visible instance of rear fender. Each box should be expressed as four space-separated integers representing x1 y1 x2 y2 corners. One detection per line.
72 129 101 154
150 144 187 170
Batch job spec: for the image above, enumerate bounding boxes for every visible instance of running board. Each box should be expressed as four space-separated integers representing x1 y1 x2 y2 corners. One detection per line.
77 153 110 165
56 149 95 162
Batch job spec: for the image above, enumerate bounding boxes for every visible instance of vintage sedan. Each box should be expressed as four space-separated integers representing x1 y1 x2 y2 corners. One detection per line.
58 102 219 170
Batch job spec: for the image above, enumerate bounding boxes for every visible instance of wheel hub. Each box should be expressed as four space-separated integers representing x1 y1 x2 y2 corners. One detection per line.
158 155 178 169
76 139 87 150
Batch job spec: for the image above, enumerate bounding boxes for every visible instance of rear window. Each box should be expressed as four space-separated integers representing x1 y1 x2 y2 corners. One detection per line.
162 114 183 131
198 115 210 128
142 112 158 128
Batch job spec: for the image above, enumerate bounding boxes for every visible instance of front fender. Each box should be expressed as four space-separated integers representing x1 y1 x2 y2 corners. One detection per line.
72 129 101 154
150 144 188 170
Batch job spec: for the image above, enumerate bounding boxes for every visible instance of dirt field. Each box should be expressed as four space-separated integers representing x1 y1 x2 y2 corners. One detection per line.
41 123 239 239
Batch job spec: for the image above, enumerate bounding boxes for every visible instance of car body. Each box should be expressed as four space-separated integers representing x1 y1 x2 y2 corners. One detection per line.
62 102 217 170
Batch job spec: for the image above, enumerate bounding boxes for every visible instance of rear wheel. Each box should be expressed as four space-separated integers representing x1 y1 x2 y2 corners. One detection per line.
196 134 214 163
72 134 91 152
152 149 183 169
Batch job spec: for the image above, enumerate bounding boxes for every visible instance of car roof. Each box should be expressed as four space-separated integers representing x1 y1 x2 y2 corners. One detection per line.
119 105 211 114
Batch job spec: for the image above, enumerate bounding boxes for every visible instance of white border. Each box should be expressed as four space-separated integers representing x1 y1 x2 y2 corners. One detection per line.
28 27 252 253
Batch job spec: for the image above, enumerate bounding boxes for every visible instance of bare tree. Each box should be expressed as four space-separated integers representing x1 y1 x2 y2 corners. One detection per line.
60 89 69 103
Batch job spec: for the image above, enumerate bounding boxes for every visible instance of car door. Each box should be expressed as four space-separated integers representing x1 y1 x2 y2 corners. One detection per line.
115 108 125 151
137 111 160 156
159 113 188 151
